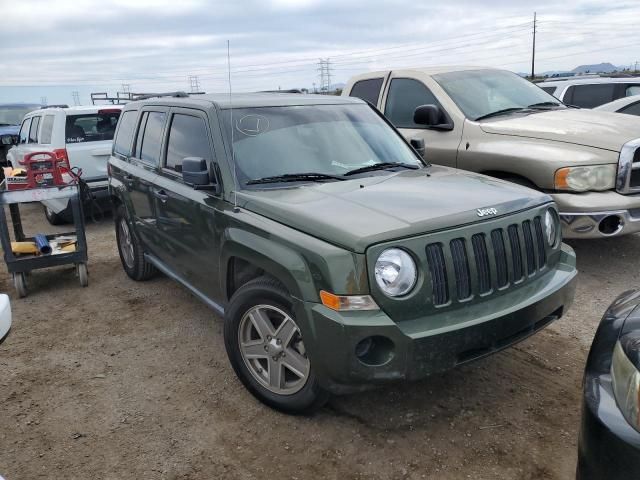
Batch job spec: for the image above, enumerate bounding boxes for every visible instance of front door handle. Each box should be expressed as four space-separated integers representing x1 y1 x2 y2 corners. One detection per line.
153 190 169 203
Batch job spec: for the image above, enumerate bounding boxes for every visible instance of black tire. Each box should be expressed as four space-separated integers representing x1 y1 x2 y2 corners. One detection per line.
114 204 155 281
44 205 71 225
224 276 329 414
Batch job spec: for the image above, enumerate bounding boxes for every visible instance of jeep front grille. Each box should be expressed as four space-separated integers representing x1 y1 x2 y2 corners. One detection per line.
616 139 640 194
427 216 548 306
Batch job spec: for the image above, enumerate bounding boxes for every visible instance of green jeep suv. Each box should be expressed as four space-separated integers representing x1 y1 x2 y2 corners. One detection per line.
108 92 577 413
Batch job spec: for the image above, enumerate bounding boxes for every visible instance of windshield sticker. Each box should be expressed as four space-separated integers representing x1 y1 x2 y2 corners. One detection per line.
236 115 269 136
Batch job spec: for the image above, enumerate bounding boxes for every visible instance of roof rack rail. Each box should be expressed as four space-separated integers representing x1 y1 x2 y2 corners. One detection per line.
258 89 303 94
41 104 69 109
90 91 193 105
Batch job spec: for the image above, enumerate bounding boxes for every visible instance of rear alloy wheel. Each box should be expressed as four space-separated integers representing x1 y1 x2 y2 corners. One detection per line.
114 205 155 281
224 277 329 414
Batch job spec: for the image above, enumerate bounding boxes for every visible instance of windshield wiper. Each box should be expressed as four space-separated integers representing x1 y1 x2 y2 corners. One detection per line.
527 101 562 109
246 172 346 185
474 107 528 121
344 162 420 176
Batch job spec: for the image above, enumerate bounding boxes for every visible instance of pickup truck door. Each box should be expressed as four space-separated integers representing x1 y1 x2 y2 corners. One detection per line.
149 107 224 301
379 73 464 168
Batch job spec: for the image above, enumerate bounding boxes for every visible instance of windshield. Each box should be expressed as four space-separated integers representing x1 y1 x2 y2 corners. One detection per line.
433 69 564 120
222 104 422 187
0 105 40 126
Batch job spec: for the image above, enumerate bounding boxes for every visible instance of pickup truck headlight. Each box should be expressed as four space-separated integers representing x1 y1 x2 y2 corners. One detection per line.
611 340 640 432
374 248 417 297
554 165 616 192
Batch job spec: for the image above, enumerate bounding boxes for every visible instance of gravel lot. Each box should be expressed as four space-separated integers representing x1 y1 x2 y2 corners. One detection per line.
0 203 637 480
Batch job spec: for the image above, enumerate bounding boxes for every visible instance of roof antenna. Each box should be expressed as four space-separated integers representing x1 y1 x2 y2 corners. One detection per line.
227 39 240 213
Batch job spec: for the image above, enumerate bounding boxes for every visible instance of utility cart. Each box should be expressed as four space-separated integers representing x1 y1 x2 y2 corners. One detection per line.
0 184 88 297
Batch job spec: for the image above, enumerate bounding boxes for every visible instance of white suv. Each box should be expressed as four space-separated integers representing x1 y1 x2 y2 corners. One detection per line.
539 76 640 108
7 105 122 224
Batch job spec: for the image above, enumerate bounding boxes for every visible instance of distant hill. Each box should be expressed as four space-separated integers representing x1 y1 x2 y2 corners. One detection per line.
572 63 619 74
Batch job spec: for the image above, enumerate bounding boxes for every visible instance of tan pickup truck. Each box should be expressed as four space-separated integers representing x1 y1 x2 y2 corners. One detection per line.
343 66 640 239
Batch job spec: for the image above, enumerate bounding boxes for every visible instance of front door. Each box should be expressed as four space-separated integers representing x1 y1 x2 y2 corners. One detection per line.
150 107 224 300
381 75 463 167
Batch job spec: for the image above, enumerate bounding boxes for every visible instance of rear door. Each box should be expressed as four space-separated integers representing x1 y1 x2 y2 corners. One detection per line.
65 108 121 183
149 107 222 298
380 74 463 167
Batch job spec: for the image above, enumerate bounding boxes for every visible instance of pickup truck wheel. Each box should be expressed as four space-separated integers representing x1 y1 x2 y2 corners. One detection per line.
115 205 155 281
224 277 329 414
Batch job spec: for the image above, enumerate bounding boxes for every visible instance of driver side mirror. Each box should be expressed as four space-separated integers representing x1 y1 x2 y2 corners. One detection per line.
413 104 454 131
182 157 219 193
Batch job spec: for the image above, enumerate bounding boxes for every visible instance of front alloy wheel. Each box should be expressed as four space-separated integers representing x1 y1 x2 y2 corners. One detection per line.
238 304 310 395
224 277 329 414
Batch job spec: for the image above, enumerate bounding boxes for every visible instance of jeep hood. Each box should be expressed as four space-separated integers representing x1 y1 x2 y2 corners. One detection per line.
237 166 551 253
479 109 640 152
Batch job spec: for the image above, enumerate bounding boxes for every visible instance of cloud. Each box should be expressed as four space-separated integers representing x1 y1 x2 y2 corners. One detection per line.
1 0 640 103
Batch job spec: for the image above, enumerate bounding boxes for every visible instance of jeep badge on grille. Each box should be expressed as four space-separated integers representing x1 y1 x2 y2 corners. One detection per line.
477 207 498 217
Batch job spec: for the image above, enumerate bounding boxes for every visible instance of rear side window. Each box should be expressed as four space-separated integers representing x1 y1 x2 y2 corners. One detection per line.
139 111 166 166
385 78 442 128
620 101 640 116
349 78 384 105
19 118 31 144
113 110 138 156
626 85 640 97
65 111 121 144
39 115 55 144
28 116 41 143
565 84 616 108
165 114 211 172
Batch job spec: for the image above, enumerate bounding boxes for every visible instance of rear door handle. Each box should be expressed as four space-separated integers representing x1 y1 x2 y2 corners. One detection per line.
153 190 169 203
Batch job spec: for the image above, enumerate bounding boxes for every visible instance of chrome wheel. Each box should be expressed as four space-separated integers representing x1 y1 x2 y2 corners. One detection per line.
238 304 310 395
118 218 135 269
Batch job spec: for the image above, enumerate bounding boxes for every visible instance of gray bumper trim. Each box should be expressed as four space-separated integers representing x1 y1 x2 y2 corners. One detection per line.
560 210 640 238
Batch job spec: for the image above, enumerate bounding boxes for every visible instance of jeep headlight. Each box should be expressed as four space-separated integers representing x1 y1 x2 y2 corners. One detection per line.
374 248 417 297
1 135 13 145
554 165 616 192
611 340 640 432
544 208 559 247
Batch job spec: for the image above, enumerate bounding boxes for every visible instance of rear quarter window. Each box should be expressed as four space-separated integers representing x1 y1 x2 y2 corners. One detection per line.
113 110 138 156
65 111 121 144
349 78 384 105
565 84 616 108
39 115 55 144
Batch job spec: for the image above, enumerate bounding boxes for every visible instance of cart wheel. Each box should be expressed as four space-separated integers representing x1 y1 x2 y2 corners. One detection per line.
13 272 27 298
77 263 89 287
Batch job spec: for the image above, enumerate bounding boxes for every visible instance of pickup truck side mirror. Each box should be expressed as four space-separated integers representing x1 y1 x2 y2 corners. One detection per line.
182 157 219 193
410 138 426 158
413 104 454 131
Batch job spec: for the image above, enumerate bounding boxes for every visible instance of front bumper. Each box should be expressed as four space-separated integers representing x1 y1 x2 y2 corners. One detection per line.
298 245 577 394
577 291 640 479
552 191 640 238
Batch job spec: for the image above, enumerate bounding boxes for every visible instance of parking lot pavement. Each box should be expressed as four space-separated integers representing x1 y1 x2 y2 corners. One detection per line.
0 203 638 479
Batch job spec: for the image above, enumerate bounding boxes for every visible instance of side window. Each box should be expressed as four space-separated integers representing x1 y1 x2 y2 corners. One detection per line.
138 111 166 166
620 101 640 116
19 118 31 144
349 78 384 105
385 78 443 128
39 115 55 144
540 86 557 96
113 110 138 156
565 84 616 108
625 85 640 97
28 116 41 143
165 113 211 173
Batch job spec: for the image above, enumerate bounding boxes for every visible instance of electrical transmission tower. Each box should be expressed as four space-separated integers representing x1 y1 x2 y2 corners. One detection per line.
72 91 80 106
318 59 333 94
121 83 131 94
188 75 201 93
40 96 47 106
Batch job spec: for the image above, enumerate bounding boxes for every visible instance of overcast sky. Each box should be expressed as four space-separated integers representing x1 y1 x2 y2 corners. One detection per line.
1 0 639 104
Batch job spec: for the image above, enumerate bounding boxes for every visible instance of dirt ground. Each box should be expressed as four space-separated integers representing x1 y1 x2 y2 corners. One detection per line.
0 203 637 480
